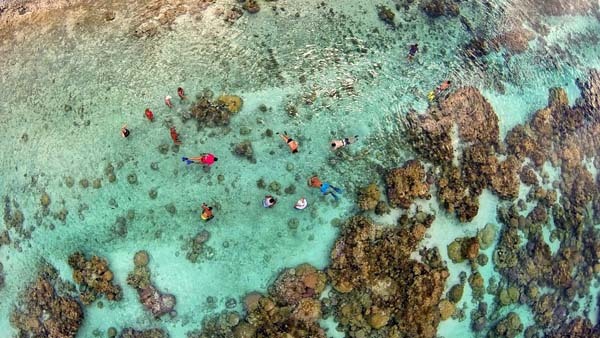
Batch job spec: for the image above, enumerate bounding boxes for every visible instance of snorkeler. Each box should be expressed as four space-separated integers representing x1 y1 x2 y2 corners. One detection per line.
144 108 154 122
294 197 308 210
428 80 452 101
182 153 218 166
121 124 130 138
276 131 299 154
436 80 452 94
177 87 187 100
200 203 214 221
407 43 419 61
170 126 182 145
165 95 173 109
308 175 343 201
331 135 359 151
262 195 277 208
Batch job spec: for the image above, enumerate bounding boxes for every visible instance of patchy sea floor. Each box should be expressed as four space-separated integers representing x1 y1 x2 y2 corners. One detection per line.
1 0 600 337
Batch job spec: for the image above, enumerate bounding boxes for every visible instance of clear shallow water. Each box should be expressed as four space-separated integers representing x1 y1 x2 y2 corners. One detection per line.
1 0 600 337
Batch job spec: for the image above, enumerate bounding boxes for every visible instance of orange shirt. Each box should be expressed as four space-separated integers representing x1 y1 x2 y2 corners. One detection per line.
308 176 322 188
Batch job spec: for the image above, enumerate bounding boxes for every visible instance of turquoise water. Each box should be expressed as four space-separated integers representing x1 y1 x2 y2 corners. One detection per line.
1 0 600 337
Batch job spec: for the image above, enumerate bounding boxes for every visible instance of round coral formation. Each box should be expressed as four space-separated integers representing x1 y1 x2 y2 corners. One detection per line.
134 250 149 267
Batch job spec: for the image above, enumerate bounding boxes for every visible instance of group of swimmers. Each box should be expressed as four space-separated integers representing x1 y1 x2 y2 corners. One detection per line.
194 130 357 221
123 69 450 222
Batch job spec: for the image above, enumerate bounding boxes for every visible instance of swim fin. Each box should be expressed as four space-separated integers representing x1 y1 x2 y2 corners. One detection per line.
181 157 189 162
332 187 343 194
427 91 436 101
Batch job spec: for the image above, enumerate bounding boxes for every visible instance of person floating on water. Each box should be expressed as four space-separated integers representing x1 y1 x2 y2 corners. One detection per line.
407 43 419 61
428 80 452 102
436 80 452 94
276 131 299 154
294 197 308 210
165 95 173 109
308 175 342 201
177 87 187 101
170 126 182 145
182 153 218 166
121 124 130 138
200 203 214 221
262 195 277 208
144 108 154 122
331 135 359 151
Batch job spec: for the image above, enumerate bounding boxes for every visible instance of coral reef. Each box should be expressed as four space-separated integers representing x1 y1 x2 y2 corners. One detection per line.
402 86 518 221
186 91 243 127
119 328 169 338
546 317 600 338
385 160 430 208
477 223 497 250
486 71 600 336
4 195 25 234
374 201 390 215
67 252 122 304
10 265 83 338
189 264 328 338
242 0 260 14
269 264 327 306
490 312 523 338
232 140 256 163
132 1 205 38
421 0 460 18
186 230 211 263
493 27 535 54
217 95 243 113
447 236 479 263
377 5 395 27
357 183 381 211
127 251 176 318
327 215 447 337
